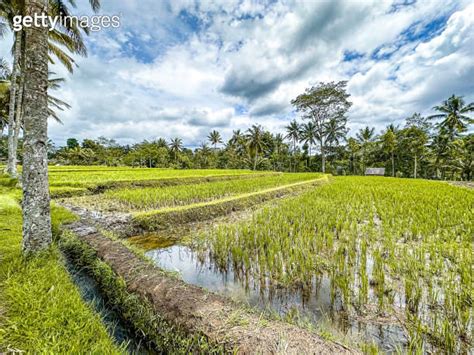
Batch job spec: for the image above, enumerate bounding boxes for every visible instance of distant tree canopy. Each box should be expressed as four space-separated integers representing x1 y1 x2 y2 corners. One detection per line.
1 88 472 180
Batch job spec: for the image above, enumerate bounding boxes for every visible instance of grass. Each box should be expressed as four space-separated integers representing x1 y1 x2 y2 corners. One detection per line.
0 179 123 353
59 230 225 354
132 174 328 231
196 176 473 353
48 166 261 189
104 172 323 211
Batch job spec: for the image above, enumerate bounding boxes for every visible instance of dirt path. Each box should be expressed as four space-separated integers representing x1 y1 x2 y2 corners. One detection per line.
66 220 356 354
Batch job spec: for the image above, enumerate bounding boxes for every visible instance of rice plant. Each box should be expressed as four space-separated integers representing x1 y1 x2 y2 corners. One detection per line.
196 176 473 353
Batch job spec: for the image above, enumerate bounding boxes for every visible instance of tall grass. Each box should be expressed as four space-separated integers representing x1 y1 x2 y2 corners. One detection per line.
105 173 323 210
0 181 122 353
197 177 473 353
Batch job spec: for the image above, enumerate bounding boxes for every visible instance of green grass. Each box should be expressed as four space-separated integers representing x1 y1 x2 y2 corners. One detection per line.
48 166 260 189
0 180 123 353
105 172 323 211
197 176 473 353
132 175 328 231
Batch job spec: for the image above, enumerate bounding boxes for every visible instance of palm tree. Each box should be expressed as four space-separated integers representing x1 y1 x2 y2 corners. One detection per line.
156 137 168 148
380 125 398 177
356 126 376 174
21 0 51 254
285 120 300 172
301 122 317 164
207 130 222 149
169 137 183 163
246 124 266 170
429 95 474 140
347 137 360 175
1 0 100 177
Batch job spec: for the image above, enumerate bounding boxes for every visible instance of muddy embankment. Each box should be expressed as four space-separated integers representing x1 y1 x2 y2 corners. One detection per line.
64 219 356 354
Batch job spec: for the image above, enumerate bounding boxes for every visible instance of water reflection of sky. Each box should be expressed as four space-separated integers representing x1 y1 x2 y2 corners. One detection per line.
146 245 407 353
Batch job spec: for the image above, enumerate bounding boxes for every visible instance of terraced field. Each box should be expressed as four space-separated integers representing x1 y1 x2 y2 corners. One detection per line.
39 167 473 353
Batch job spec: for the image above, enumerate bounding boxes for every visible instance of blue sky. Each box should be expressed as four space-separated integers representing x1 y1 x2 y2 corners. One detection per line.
2 0 473 147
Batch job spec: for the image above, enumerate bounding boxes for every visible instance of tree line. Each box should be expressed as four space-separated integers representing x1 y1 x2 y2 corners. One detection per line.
3 82 472 180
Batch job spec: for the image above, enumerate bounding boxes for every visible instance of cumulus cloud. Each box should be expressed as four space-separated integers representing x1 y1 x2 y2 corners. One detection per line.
2 0 473 146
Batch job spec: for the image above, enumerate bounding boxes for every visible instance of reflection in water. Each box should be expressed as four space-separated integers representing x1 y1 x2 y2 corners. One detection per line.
146 245 407 353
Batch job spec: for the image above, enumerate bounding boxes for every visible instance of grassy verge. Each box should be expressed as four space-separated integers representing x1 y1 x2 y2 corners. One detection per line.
59 230 225 354
0 182 122 353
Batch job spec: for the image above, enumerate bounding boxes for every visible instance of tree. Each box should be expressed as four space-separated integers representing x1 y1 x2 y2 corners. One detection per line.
402 126 428 179
428 95 474 141
21 0 51 254
1 0 100 177
285 120 300 172
246 124 266 170
291 81 352 173
169 137 183 163
356 126 375 174
380 125 398 177
207 130 222 150
347 137 360 174
300 121 316 168
66 137 79 149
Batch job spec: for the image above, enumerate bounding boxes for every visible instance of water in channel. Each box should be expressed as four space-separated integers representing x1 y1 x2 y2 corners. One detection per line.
65 261 154 354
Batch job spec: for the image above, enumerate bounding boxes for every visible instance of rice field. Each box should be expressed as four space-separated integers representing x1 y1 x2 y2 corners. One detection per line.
28 166 472 352
47 167 261 188
104 173 323 210
189 177 473 353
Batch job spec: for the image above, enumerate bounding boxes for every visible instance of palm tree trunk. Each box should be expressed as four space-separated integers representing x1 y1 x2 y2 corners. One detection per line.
12 77 25 176
308 144 312 170
391 152 395 177
292 139 296 172
253 150 258 170
22 0 52 254
320 142 326 173
414 154 417 179
6 31 22 177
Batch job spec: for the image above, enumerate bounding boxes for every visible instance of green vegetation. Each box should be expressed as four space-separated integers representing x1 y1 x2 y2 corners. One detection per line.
197 177 473 353
59 230 225 354
132 175 327 231
0 180 122 353
105 172 322 210
2 95 471 181
48 167 257 189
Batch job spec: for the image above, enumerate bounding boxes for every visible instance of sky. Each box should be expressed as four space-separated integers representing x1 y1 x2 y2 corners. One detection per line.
1 0 474 147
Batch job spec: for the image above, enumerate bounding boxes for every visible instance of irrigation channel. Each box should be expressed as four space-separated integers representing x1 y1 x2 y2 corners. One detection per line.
144 242 407 353
65 259 152 353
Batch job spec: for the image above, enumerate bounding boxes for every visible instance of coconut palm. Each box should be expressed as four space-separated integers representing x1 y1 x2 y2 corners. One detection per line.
169 137 183 163
380 125 398 177
156 137 168 148
246 124 266 170
285 120 300 171
208 130 222 149
1 0 101 177
356 126 376 174
21 0 51 253
300 121 316 168
429 95 474 140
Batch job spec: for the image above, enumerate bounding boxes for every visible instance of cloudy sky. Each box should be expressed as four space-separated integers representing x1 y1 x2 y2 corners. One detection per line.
2 0 474 147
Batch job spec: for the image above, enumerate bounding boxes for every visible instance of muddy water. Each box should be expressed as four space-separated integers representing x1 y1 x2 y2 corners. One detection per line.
146 245 407 353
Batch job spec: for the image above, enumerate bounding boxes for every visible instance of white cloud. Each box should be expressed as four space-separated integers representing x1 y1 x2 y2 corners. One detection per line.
2 0 473 146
